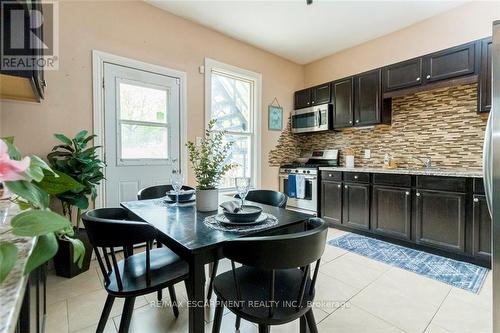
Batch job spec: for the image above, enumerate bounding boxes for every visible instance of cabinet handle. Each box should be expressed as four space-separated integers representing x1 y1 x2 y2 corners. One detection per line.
344 185 348 189
426 75 431 79
405 191 410 195
416 77 421 81
349 120 353 124
356 120 359 123
416 192 421 197
354 175 358 179
307 102 310 105
328 174 332 177
474 197 479 203
338 184 341 188
312 100 315 104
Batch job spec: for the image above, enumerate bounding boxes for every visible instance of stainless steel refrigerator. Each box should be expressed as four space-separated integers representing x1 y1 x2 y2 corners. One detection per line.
485 20 500 333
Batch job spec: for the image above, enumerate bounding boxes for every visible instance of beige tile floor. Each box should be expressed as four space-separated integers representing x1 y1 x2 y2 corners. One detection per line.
45 228 492 333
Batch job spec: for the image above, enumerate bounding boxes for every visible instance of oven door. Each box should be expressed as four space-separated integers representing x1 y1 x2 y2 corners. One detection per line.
279 174 318 213
291 105 329 133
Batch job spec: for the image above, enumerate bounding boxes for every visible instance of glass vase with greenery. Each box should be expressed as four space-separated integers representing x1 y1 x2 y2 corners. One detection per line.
0 137 85 283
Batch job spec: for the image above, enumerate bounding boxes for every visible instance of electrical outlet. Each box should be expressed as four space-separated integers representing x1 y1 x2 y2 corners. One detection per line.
364 149 371 159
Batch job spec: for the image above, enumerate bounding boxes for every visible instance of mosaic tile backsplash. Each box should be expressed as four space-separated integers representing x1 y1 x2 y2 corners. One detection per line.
269 83 487 169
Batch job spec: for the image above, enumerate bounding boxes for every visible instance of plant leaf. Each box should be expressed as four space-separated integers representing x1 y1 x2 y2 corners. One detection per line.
25 155 54 182
1 138 21 160
75 130 89 141
54 134 72 145
0 242 18 283
5 181 49 209
65 237 85 268
57 192 89 209
24 233 58 274
11 210 71 236
36 170 84 195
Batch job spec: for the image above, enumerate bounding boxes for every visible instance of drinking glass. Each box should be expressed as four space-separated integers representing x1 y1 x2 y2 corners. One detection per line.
235 177 251 210
170 170 184 206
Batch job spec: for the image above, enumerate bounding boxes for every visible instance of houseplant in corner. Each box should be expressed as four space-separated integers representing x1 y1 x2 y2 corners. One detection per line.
186 119 236 211
48 130 105 278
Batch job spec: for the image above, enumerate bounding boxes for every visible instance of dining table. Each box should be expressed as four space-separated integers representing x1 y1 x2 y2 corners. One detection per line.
120 194 314 333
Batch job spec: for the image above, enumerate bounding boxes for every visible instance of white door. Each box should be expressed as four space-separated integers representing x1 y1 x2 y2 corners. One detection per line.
103 63 180 206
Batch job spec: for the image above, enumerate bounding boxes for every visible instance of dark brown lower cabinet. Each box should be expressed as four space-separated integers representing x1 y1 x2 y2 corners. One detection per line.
321 181 342 225
415 190 466 253
342 183 370 230
17 264 46 333
371 186 411 240
473 194 492 260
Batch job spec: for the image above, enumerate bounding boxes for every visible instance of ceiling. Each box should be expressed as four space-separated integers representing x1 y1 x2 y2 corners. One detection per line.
147 0 466 64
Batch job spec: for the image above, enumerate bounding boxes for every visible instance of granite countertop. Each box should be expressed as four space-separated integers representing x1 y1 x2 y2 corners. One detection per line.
318 166 483 178
0 202 35 333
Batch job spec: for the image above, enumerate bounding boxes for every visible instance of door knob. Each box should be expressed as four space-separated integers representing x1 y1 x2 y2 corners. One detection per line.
426 75 431 79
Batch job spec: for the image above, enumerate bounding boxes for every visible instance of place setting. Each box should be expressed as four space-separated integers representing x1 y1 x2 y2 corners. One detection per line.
204 177 278 233
154 170 196 207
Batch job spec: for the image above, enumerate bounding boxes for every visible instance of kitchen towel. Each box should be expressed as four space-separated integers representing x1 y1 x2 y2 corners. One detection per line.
287 174 296 198
295 174 306 199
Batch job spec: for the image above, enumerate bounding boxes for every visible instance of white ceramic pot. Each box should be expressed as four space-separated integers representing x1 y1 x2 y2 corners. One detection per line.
196 188 219 212
345 155 355 168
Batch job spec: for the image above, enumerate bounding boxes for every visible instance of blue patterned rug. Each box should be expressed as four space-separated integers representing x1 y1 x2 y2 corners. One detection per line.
328 233 489 293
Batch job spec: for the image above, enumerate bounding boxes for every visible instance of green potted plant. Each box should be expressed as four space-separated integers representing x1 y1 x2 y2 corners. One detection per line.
47 130 105 278
186 119 236 211
0 137 85 283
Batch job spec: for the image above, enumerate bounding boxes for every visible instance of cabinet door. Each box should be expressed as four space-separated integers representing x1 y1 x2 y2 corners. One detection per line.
354 69 381 126
473 195 492 260
294 88 311 109
332 78 353 128
423 42 476 83
311 83 331 105
372 186 411 240
342 183 370 230
321 181 342 226
383 58 423 91
415 190 465 253
478 38 492 113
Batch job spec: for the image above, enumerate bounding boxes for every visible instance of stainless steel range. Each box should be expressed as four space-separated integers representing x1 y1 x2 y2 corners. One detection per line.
279 149 338 215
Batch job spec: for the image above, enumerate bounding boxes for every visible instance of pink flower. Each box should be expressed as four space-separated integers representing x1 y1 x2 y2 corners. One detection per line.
0 140 30 182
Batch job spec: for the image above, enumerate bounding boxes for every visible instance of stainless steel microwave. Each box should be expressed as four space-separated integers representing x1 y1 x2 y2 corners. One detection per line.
291 103 332 134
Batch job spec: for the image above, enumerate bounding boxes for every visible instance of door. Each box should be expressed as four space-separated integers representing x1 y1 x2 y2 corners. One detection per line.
478 37 492 113
383 58 423 91
354 69 381 126
294 88 311 109
473 194 492 261
321 181 342 225
103 63 180 207
342 183 370 230
423 42 476 83
332 78 353 128
372 186 411 240
415 190 465 253
311 83 330 105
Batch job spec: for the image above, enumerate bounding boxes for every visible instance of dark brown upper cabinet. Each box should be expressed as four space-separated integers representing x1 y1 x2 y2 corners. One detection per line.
478 37 492 113
354 69 391 127
294 88 311 109
311 83 331 105
423 41 477 83
332 78 354 129
383 58 423 91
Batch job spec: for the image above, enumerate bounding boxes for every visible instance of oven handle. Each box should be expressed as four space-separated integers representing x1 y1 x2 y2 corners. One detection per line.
279 174 317 180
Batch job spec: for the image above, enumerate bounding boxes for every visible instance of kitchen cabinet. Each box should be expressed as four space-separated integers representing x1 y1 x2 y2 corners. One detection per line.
472 194 492 261
332 78 354 129
383 58 423 91
294 88 311 109
372 186 411 240
415 189 466 254
342 183 370 231
17 264 46 333
321 180 343 226
354 69 382 126
311 83 331 105
423 41 477 83
478 37 492 113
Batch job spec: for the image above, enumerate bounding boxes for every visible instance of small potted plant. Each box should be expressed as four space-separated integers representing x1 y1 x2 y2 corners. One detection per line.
47 130 105 278
186 120 236 212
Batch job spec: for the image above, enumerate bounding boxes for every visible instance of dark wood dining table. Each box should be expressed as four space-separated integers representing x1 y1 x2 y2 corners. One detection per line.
121 195 313 333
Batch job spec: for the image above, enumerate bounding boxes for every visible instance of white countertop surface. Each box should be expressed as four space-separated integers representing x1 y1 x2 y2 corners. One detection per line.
318 166 483 178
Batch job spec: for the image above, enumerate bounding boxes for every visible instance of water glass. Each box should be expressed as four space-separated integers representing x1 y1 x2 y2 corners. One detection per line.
170 171 184 206
235 177 251 210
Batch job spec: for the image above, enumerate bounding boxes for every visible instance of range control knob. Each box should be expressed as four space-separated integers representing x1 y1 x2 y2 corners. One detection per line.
295 170 299 173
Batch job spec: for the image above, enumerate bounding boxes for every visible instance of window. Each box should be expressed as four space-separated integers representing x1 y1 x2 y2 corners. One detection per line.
117 80 170 162
205 58 261 189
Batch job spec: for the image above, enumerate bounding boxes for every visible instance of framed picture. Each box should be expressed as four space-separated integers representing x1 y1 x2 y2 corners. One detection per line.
268 105 283 131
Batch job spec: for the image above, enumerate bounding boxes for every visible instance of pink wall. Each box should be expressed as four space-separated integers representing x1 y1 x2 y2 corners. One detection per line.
304 1 500 86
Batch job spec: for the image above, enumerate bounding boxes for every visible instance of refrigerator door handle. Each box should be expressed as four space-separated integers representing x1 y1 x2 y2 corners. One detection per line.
484 113 493 217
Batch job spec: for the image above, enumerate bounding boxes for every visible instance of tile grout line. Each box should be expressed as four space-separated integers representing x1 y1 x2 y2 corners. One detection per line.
65 299 70 333
421 287 453 333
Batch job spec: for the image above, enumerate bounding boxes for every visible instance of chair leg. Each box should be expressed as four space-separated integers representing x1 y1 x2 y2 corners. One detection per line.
118 297 135 333
157 289 162 301
96 295 115 333
168 286 180 318
212 297 224 333
258 324 269 333
235 315 241 330
207 259 219 300
305 309 318 333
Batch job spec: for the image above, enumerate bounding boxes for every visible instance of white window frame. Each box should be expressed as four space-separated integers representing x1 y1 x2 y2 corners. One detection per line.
204 58 262 190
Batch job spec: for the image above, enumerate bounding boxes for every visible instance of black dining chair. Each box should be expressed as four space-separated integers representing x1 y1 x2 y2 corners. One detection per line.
137 184 195 200
207 190 288 301
82 208 189 333
211 217 328 333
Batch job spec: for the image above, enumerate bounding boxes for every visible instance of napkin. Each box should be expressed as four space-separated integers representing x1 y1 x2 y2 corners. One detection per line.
220 201 241 213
